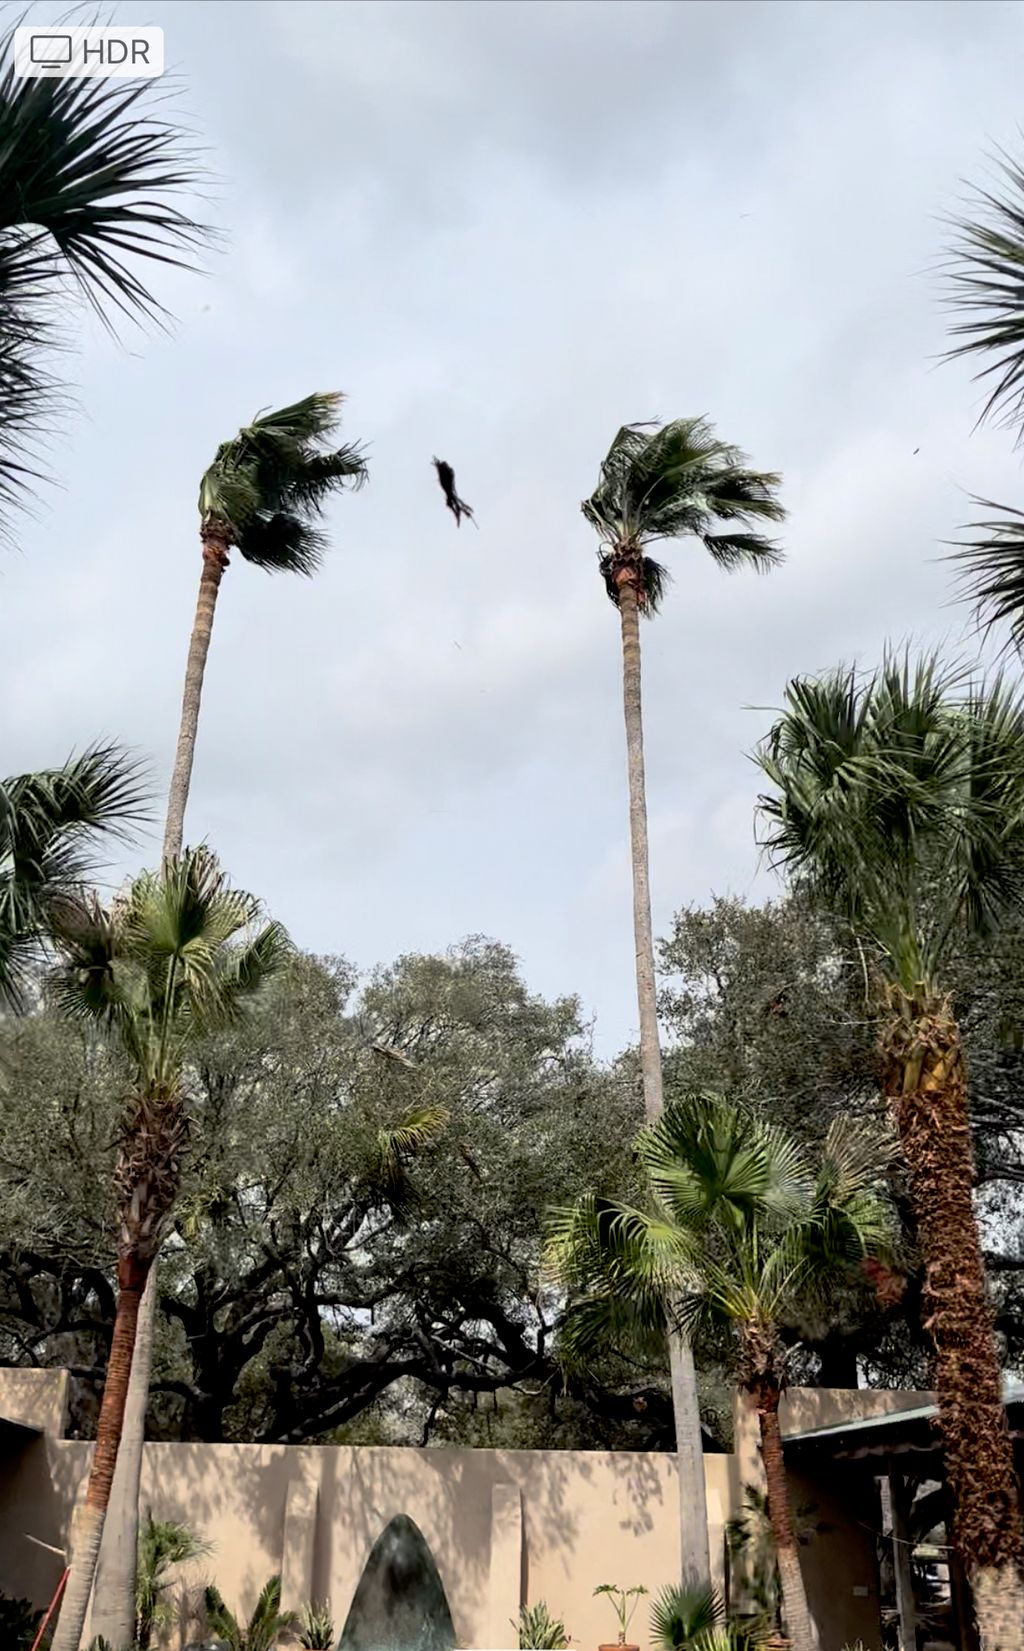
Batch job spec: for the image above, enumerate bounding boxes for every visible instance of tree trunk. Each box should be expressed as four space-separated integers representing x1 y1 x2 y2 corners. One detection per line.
616 570 711 1591
162 530 229 863
617 574 664 1125
89 1268 157 1649
756 1384 815 1651
92 530 228 1645
51 1254 152 1651
884 1004 1024 1651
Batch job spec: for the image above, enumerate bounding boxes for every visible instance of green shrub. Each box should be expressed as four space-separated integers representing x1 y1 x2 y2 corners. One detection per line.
513 1602 569 1649
299 1600 335 1649
0 1591 44 1651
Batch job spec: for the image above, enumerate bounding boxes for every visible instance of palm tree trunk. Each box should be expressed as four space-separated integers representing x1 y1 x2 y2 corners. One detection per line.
616 572 711 1591
93 532 229 1645
89 1268 157 1649
884 1004 1024 1651
51 1254 152 1651
617 575 664 1124
755 1383 815 1651
162 530 229 863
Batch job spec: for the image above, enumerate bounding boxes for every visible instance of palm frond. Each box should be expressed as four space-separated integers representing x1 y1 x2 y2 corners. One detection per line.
582 417 784 611
948 498 1024 656
0 34 210 526
0 745 148 1005
944 146 1024 437
236 511 327 574
199 393 367 560
755 650 1024 985
649 1582 726 1651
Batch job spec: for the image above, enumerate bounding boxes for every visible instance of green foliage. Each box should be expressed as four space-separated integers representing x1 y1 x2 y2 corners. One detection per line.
0 1590 44 1649
297 1599 334 1648
0 32 208 526
48 845 291 1096
136 1509 210 1649
593 1584 648 1641
514 1602 569 1649
203 1574 297 1651
0 746 147 1006
548 1094 895 1394
649 1584 758 1651
948 499 1024 659
944 144 1024 437
755 652 1024 1004
726 1485 819 1636
199 394 367 573
582 417 784 615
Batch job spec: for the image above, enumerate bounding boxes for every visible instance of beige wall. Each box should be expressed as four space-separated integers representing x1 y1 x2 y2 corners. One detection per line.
0 1370 918 1651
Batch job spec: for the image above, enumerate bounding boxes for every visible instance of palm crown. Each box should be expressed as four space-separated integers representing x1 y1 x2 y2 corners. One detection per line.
0 745 147 1006
547 1093 893 1382
49 846 291 1097
199 393 367 573
754 652 1024 1002
581 418 785 612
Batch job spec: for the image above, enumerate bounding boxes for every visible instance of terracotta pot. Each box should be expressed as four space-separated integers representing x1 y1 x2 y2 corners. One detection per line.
599 1644 639 1651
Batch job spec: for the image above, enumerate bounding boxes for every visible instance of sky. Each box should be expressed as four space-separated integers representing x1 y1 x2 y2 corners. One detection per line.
3 0 1024 1057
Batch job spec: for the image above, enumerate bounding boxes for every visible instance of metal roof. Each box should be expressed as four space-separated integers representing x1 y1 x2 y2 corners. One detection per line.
785 1381 1024 1460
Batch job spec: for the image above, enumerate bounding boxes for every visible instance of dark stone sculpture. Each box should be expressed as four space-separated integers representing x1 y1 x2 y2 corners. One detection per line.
338 1514 457 1651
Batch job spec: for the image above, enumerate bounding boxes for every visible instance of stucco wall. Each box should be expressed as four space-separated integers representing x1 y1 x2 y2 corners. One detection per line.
0 1371 921 1651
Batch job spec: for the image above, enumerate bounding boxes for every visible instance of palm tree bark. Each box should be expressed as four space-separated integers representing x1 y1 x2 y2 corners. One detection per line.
884 1004 1024 1651
97 523 226 1641
617 571 711 1590
89 1268 157 1649
162 530 230 863
51 1254 152 1651
94 533 231 1642
755 1383 815 1651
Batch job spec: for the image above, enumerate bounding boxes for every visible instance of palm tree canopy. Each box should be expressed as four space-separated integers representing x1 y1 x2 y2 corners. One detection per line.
47 845 291 1087
581 418 785 614
546 1093 894 1380
945 147 1024 438
199 393 368 573
0 38 208 525
754 652 1024 998
0 744 147 1006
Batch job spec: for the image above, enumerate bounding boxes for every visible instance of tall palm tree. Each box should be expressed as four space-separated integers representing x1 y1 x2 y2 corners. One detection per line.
92 392 367 1648
0 745 147 1004
548 1094 893 1651
47 847 291 1651
0 36 207 533
756 653 1024 1650
162 392 367 860
581 417 784 1588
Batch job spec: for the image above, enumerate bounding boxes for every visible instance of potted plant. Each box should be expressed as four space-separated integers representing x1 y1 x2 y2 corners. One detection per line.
594 1585 647 1651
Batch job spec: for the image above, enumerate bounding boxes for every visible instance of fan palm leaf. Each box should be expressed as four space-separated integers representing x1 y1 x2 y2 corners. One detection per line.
945 147 1024 436
0 29 209 526
0 743 147 1005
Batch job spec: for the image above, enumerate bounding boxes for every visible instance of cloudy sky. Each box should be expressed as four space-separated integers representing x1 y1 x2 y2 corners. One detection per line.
3 0 1024 1055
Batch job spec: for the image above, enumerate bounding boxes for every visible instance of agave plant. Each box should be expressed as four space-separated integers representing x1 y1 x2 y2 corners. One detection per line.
514 1602 570 1649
